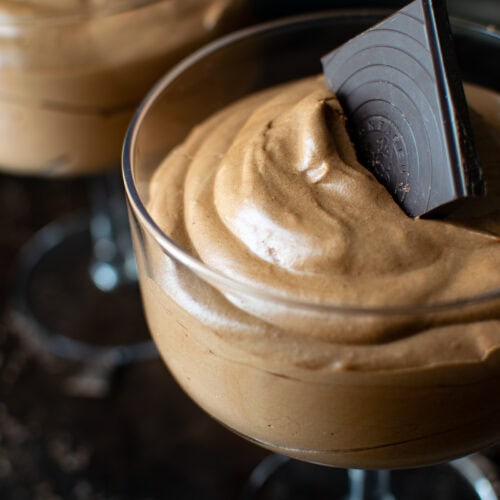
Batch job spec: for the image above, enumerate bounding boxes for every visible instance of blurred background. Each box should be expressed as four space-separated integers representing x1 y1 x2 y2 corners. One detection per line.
253 0 500 26
0 1 498 499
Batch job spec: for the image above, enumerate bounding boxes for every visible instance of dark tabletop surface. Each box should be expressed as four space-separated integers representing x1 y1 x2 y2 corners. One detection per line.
0 173 270 500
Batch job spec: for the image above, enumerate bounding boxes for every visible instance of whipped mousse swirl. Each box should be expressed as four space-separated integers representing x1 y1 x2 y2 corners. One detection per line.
148 77 500 356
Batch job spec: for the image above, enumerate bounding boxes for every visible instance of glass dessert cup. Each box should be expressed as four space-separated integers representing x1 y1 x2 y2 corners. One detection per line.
123 10 500 499
3 0 251 393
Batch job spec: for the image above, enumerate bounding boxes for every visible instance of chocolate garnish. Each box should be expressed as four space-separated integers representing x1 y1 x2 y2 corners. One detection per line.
321 0 484 217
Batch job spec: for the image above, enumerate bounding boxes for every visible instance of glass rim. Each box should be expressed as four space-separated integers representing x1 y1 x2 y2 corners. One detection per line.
0 0 166 26
122 9 500 316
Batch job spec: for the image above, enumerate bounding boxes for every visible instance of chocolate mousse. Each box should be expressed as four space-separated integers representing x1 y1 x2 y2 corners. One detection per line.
142 76 500 469
0 0 250 175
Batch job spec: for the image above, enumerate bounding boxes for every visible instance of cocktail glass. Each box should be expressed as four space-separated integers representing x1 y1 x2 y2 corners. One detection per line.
123 10 500 497
4 0 250 395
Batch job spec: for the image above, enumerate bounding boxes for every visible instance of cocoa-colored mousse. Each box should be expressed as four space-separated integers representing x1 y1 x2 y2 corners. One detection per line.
0 0 249 176
144 77 500 469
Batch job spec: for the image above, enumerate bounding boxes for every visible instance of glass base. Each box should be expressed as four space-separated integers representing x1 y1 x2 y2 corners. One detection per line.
8 212 157 396
240 454 500 500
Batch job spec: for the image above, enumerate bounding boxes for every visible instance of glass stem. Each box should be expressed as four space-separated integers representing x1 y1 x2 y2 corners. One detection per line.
346 469 395 500
88 171 137 292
